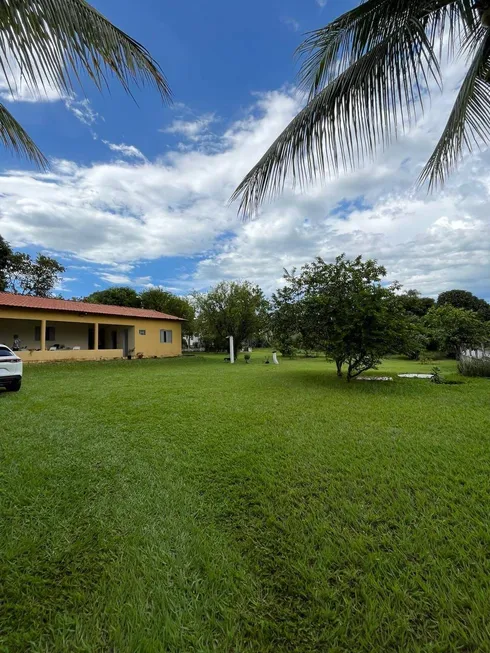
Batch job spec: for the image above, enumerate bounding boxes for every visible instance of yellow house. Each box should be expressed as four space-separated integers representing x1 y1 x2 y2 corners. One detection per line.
0 292 183 362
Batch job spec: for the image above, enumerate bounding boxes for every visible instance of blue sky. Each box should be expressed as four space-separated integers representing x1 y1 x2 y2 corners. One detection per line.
0 0 489 300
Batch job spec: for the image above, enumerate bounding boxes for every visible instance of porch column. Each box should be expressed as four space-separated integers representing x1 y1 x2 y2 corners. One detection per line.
40 318 46 351
94 323 99 350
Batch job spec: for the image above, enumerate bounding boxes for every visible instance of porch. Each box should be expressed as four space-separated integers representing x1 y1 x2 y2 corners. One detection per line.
0 316 134 362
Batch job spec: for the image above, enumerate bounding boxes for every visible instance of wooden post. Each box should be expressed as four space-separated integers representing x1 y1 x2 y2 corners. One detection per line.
40 319 46 351
94 323 99 351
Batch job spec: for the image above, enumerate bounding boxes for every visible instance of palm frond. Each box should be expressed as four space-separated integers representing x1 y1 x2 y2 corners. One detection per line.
0 103 47 167
297 0 407 96
419 30 490 189
232 18 441 217
0 0 171 103
297 0 474 98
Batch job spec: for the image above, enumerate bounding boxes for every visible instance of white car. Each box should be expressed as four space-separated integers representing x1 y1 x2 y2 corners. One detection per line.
0 344 23 392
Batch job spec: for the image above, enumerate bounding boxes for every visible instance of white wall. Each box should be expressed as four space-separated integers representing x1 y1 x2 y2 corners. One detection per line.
461 347 490 359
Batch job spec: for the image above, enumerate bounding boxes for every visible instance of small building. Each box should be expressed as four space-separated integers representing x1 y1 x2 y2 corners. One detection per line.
0 292 183 362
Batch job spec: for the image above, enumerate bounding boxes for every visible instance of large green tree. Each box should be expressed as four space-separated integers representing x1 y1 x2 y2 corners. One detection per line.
194 281 269 358
424 305 490 356
140 288 195 338
84 287 141 308
3 252 65 297
397 290 435 318
233 0 490 215
273 255 412 381
0 0 170 165
437 289 490 321
0 235 13 292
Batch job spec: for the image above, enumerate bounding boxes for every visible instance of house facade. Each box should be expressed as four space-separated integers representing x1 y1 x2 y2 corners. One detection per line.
0 292 183 362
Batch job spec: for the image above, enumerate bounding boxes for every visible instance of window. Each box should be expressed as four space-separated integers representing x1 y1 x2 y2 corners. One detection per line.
160 329 173 344
0 347 13 357
34 326 55 341
139 329 146 336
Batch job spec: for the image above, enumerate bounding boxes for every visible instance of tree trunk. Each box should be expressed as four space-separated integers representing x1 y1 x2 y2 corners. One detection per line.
336 359 343 377
346 363 354 382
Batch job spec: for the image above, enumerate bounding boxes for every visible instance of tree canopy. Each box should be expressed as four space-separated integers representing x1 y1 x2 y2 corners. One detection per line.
140 288 195 336
0 237 65 297
397 290 435 318
424 305 490 356
84 287 141 308
272 255 412 380
194 281 269 357
437 289 490 321
0 236 12 292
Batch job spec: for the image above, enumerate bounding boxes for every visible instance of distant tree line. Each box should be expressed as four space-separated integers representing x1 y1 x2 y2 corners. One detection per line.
83 287 196 339
1 235 489 377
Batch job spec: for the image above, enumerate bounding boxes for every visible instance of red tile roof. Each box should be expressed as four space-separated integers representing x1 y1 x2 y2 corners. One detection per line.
0 292 184 321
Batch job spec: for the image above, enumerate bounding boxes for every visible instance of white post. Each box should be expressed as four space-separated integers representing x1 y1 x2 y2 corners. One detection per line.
228 336 234 364
272 351 279 365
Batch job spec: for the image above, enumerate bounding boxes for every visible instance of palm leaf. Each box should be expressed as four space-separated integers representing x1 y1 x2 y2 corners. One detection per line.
0 0 170 102
232 16 442 217
232 0 482 216
297 0 474 98
0 103 47 167
419 29 490 188
0 0 170 167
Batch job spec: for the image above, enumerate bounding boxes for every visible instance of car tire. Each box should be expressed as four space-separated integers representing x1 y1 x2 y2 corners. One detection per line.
9 380 21 392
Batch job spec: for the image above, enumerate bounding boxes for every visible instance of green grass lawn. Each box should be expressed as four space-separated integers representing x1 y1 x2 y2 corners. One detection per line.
1 353 489 652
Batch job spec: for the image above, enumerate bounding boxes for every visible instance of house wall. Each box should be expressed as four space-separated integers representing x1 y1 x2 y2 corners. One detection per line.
0 318 40 349
0 307 182 361
46 321 90 349
19 349 123 363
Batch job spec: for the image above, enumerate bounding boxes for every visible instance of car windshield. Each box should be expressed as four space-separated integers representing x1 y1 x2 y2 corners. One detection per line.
0 348 14 357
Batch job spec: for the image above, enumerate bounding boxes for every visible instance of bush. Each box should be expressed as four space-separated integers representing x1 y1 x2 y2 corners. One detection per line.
458 356 490 378
419 351 438 364
430 366 444 384
431 365 465 385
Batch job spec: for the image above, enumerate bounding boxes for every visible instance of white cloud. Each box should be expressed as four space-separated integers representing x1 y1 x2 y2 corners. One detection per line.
64 98 99 126
0 76 63 103
102 141 146 161
0 56 489 299
97 272 132 285
97 272 152 287
316 0 327 7
162 113 217 141
281 17 300 32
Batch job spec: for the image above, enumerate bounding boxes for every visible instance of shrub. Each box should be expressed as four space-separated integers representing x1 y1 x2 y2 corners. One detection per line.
244 353 251 364
458 356 490 378
430 366 444 384
419 351 437 364
430 365 465 385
